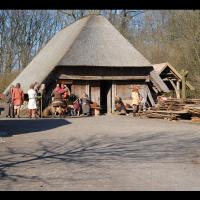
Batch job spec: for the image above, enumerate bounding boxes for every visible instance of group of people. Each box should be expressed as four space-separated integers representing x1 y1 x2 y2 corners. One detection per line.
51 83 91 116
115 86 147 116
5 82 148 118
5 82 43 118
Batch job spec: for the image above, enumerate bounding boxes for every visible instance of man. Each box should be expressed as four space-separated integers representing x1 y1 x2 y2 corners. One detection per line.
5 85 14 118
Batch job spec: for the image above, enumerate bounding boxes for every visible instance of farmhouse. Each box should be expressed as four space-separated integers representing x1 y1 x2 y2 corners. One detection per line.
4 15 170 113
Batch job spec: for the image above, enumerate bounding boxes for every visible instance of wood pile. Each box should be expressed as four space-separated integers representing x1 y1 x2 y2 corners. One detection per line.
156 99 185 111
191 117 200 123
145 98 200 121
185 104 200 121
145 110 189 120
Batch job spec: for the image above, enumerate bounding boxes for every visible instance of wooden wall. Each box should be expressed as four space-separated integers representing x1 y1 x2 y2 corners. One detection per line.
115 80 145 100
90 81 100 105
71 80 87 98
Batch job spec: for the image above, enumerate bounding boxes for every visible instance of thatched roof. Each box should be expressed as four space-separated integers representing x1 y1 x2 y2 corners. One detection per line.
4 15 167 93
58 15 151 66
153 62 195 90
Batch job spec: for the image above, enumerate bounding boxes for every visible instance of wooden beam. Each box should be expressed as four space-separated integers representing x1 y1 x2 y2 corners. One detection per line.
168 79 180 99
59 75 148 80
186 81 195 91
163 78 177 81
180 69 188 99
147 86 155 106
107 86 112 114
152 86 159 93
111 81 116 113
176 80 181 99
86 81 90 98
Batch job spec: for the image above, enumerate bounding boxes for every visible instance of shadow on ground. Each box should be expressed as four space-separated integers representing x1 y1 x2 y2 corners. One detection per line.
0 119 71 136
1 132 200 184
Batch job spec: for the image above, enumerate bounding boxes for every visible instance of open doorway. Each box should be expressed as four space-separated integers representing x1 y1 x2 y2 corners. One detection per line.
100 80 112 114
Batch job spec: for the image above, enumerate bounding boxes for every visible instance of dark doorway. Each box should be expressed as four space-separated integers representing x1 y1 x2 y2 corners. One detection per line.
100 81 112 114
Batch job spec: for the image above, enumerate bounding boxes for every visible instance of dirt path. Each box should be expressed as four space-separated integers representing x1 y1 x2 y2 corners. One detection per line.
0 115 200 190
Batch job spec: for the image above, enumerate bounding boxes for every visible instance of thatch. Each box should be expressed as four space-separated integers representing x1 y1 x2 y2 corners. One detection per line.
153 62 195 90
58 15 151 66
4 15 167 94
4 16 90 94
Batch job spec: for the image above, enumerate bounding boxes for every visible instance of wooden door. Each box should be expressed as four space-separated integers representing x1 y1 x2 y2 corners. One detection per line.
90 81 100 106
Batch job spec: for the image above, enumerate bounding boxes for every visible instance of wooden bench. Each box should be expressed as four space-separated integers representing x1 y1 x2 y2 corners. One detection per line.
90 106 101 116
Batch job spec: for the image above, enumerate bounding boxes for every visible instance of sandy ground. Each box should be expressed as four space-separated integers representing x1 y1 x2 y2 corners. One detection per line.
0 115 200 191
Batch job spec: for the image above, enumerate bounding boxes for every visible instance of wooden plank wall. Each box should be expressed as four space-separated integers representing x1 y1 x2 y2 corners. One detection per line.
116 84 132 99
71 80 87 98
90 81 100 105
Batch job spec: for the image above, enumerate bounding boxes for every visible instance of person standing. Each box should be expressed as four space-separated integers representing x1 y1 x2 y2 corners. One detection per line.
5 85 14 118
27 84 37 118
12 83 24 118
73 98 81 116
80 92 90 116
131 86 140 117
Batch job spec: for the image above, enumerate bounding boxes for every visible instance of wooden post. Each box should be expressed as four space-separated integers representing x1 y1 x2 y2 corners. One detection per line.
107 85 112 114
180 69 188 100
111 81 116 113
168 79 180 99
176 80 181 99
40 93 43 118
86 81 90 98
39 84 45 118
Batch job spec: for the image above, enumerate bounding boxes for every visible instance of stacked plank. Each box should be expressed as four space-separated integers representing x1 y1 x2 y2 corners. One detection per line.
145 98 196 120
145 109 189 120
184 99 200 104
156 99 185 111
185 104 200 122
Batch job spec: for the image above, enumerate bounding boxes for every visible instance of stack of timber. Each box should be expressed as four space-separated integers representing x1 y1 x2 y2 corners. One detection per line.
185 103 200 122
156 98 185 111
145 109 189 120
145 98 200 120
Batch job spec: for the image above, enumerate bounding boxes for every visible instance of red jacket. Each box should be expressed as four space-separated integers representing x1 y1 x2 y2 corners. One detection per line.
12 88 24 106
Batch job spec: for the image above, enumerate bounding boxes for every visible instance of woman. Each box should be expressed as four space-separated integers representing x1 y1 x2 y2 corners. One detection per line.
80 92 90 116
131 86 140 116
73 98 81 116
27 84 37 118
12 83 24 118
